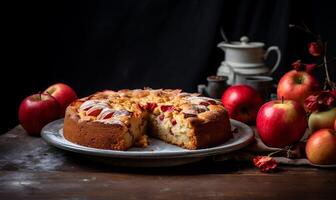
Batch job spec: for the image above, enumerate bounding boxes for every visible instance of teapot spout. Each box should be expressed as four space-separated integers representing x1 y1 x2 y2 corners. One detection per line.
217 42 228 51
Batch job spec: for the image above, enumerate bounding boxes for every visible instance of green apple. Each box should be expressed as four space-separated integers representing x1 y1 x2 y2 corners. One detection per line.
308 107 336 132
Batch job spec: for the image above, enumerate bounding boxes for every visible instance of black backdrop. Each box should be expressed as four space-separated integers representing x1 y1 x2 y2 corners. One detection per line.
3 0 336 132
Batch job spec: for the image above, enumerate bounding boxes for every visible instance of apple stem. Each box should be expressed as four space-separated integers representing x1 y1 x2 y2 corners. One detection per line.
322 42 335 90
289 24 316 38
281 96 284 104
267 149 284 157
316 57 336 68
323 43 330 82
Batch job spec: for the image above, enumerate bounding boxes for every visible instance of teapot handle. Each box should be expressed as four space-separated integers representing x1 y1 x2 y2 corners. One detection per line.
264 46 281 74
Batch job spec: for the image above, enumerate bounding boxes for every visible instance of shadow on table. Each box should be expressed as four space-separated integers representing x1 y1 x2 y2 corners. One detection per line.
60 150 255 175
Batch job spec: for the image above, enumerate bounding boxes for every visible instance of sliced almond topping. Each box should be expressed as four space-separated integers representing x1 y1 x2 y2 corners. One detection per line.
80 100 109 111
97 108 115 120
178 92 190 97
192 104 209 113
186 96 220 105
183 112 197 118
113 110 132 117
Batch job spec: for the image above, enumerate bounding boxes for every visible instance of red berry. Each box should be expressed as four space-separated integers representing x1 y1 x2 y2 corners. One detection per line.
292 60 304 71
308 42 322 57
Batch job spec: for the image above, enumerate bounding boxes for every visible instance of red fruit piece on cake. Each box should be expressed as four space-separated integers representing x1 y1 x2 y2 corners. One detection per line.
144 102 157 111
199 102 210 106
86 106 104 116
160 105 174 112
208 100 217 105
97 109 115 120
102 113 113 119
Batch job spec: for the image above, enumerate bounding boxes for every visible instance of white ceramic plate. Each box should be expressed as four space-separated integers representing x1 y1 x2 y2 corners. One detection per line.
41 119 254 167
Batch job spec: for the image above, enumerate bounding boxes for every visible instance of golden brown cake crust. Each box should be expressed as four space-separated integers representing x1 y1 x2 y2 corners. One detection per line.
63 106 132 150
63 89 232 150
191 109 232 148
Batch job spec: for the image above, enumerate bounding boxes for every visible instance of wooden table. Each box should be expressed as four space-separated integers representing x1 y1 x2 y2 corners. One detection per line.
0 126 335 200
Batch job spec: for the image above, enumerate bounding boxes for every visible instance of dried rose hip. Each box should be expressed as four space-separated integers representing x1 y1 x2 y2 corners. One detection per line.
171 119 177 126
253 156 278 173
304 95 319 112
304 90 336 112
292 60 304 71
292 60 317 74
308 42 322 57
159 115 164 121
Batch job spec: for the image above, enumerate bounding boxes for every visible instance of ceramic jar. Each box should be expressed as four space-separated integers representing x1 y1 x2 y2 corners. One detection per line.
217 36 281 85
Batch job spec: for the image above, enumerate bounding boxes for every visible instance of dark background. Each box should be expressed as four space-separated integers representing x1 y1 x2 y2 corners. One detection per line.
3 0 336 133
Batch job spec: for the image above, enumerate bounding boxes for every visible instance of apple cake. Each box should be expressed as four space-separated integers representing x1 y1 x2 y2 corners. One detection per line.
63 89 232 150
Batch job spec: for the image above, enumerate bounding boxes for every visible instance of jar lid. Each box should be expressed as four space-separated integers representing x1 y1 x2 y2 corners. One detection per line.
218 36 265 48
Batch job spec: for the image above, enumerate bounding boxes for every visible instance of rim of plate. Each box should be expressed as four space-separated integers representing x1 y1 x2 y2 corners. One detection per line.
41 118 254 159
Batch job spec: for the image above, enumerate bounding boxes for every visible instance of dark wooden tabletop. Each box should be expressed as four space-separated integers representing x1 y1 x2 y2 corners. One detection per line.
0 126 335 200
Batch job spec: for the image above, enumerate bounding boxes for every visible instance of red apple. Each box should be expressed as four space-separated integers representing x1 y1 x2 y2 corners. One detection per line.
277 70 320 106
19 93 61 136
44 83 78 116
306 129 336 165
334 120 336 130
256 99 307 148
308 107 336 132
221 85 263 124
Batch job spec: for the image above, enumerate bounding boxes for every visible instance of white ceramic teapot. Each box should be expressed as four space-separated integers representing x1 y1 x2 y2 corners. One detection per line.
217 36 281 85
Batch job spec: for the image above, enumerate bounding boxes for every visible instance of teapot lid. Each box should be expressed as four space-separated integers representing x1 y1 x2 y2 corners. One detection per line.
218 36 265 48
